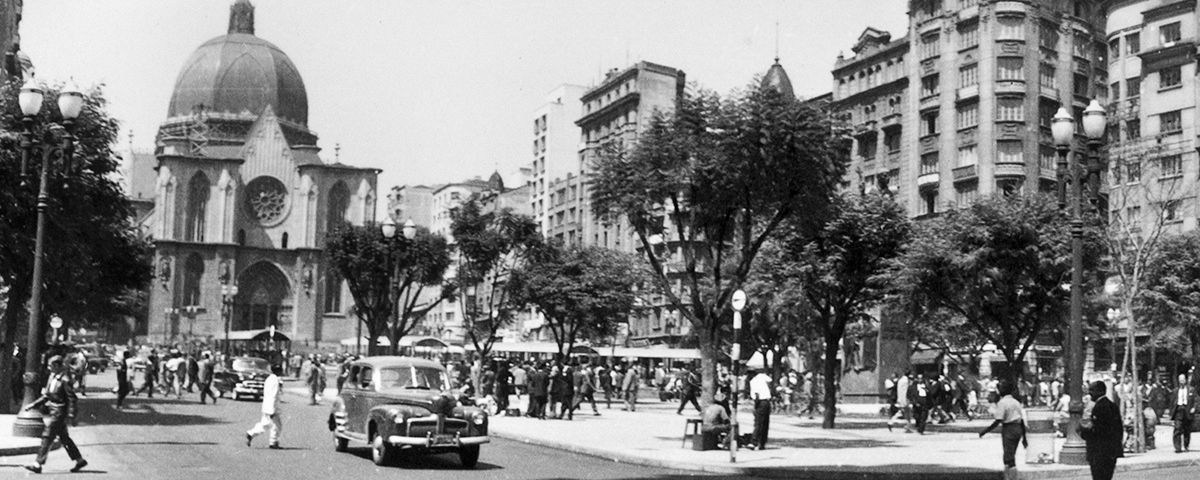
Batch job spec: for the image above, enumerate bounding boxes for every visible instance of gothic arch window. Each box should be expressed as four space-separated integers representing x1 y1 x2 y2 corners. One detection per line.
237 229 246 245
185 172 210 242
281 232 289 249
234 262 291 330
326 181 350 236
182 254 204 307
323 268 343 314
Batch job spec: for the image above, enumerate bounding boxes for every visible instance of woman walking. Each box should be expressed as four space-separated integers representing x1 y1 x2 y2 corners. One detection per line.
979 379 1028 480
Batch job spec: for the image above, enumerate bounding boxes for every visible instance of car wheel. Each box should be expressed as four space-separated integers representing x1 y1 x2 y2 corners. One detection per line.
233 392 241 401
459 445 480 468
333 434 348 453
371 430 396 466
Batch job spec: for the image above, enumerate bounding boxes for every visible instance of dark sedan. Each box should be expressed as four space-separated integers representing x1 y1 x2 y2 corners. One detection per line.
213 356 271 400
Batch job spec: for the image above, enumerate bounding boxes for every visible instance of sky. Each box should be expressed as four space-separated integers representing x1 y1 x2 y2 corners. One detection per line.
21 0 909 194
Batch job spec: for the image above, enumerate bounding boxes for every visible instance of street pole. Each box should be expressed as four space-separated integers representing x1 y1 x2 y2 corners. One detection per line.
730 289 746 463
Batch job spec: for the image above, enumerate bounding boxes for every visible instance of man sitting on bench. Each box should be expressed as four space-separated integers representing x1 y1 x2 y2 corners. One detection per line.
701 402 731 449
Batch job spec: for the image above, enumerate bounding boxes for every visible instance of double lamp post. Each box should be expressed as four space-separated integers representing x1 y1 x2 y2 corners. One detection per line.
360 218 416 356
12 79 86 437
1051 99 1107 465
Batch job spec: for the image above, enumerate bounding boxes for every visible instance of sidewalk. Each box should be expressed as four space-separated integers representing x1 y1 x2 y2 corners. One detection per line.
0 414 53 456
487 395 1200 480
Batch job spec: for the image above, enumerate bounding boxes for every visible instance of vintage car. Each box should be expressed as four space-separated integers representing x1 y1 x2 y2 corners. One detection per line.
328 356 488 468
213 356 272 400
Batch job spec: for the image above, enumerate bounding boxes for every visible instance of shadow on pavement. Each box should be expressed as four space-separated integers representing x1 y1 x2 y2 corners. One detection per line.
74 398 232 427
768 437 902 449
530 466 1003 480
809 421 989 434
346 447 502 471
80 441 219 447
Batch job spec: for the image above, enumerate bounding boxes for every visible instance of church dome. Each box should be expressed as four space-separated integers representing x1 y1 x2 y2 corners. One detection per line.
166 0 308 125
761 58 795 101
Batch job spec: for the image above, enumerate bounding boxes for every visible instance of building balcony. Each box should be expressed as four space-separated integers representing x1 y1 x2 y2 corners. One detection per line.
886 150 902 165
957 85 979 102
994 162 1026 178
854 120 878 134
995 80 1026 96
917 172 940 188
952 164 977 182
994 1 1027 15
919 95 940 111
1040 167 1058 181
957 5 979 21
881 113 902 128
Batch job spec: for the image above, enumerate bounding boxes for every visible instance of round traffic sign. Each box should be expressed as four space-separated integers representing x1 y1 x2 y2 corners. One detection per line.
49 315 63 329
731 289 746 311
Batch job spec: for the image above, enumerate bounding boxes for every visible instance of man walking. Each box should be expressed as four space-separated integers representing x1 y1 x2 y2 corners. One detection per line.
676 365 702 415
246 364 284 448
888 371 912 432
622 363 640 412
526 363 549 419
115 351 132 409
23 355 88 474
749 368 772 450
306 355 324 405
910 374 931 434
197 352 217 405
185 353 199 393
133 349 158 398
1170 373 1196 453
1080 381 1123 480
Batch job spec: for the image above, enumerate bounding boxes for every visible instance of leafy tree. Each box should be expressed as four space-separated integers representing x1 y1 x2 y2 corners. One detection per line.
0 81 152 412
511 244 640 359
324 223 454 355
767 192 910 428
589 82 849 405
743 241 821 384
449 197 540 360
889 194 1104 386
1142 231 1200 361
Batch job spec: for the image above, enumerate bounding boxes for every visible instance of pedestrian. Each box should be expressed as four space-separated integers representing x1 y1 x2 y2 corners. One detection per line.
887 371 911 432
549 364 568 419
610 365 625 410
654 363 668 401
597 363 613 409
23 355 88 474
115 351 132 409
1170 373 1196 453
166 352 184 399
245 364 283 449
978 379 1027 480
336 356 353 393
133 349 158 397
910 373 931 434
185 353 199 393
622 363 640 412
512 362 528 400
566 361 593 420
526 363 549 419
495 361 512 414
197 352 217 405
702 401 731 448
306 355 324 405
675 365 702 415
955 374 974 420
1150 380 1168 420
68 350 88 397
749 367 772 450
1079 380 1123 480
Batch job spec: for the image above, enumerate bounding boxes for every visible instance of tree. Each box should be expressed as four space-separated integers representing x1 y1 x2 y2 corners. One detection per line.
890 194 1104 386
324 223 454 355
743 241 821 385
590 82 849 405
766 192 910 428
1142 231 1200 360
449 197 540 360
511 244 640 359
0 81 153 412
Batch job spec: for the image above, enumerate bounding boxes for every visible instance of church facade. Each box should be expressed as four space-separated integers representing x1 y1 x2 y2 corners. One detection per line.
140 0 377 347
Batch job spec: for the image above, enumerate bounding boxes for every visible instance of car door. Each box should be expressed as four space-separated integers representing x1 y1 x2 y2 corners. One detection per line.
342 365 363 437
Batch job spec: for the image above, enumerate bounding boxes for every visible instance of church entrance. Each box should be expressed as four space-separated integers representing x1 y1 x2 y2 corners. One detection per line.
233 262 293 332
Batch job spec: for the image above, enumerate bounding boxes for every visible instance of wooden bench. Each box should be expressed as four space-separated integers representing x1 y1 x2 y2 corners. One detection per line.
682 418 702 448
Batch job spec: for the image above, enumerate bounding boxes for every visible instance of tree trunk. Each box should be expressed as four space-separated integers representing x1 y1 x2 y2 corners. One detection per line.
697 325 716 407
822 334 840 429
1126 303 1144 454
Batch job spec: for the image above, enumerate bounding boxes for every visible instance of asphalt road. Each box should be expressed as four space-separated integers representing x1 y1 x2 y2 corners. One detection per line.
0 372 722 480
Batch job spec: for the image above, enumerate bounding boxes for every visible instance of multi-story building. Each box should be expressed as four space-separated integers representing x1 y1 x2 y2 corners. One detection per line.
830 0 1107 401
531 84 586 238
386 184 436 227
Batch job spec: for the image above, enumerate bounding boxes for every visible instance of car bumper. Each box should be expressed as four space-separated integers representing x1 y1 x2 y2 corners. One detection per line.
233 385 263 394
387 434 489 447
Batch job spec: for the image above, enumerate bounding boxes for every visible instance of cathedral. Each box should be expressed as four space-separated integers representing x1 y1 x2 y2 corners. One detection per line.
138 0 377 347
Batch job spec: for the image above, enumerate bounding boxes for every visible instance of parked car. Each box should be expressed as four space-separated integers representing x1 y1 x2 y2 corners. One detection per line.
328 356 488 468
213 356 272 400
76 345 112 373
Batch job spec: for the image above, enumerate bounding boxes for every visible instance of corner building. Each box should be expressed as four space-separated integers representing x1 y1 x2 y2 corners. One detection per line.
143 1 378 346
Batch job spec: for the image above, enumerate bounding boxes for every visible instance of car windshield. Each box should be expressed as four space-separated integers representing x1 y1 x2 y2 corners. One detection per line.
234 358 270 371
380 366 449 391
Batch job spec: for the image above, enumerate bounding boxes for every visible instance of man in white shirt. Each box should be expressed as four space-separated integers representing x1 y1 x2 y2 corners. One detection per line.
1171 373 1196 453
888 371 912 433
246 364 284 449
165 353 185 399
748 368 772 450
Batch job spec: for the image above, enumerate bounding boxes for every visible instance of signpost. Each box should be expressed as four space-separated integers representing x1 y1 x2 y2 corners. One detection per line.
730 289 746 463
49 315 63 345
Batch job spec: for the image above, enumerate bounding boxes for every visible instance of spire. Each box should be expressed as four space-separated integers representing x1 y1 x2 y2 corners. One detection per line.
229 0 255 35
762 58 795 101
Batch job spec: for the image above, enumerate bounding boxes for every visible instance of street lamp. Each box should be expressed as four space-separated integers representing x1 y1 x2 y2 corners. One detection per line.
13 79 85 438
221 284 238 359
730 289 746 463
1052 100 1107 465
381 219 418 354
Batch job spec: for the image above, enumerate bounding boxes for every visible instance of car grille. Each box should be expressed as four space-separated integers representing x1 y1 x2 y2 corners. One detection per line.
239 380 264 389
406 418 470 438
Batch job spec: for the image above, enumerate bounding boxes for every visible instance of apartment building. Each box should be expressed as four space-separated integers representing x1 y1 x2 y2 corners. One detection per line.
531 84 587 239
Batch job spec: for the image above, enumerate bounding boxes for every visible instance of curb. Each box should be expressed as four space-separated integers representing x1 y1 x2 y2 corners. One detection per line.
1018 456 1200 480
0 440 57 457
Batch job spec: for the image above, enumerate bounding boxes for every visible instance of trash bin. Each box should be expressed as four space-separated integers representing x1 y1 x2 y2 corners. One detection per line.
1025 418 1056 464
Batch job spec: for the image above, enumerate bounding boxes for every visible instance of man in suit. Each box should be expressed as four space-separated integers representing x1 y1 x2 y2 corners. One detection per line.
1080 380 1123 480
909 374 931 434
196 352 217 405
24 355 88 474
622 364 641 412
525 363 549 419
675 365 702 415
1170 373 1196 453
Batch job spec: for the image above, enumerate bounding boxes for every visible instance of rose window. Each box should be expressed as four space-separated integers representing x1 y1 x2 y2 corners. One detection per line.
243 176 289 224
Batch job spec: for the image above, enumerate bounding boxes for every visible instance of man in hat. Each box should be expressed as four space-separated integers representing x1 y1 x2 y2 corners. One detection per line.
748 367 773 450
1080 380 1124 480
23 355 88 474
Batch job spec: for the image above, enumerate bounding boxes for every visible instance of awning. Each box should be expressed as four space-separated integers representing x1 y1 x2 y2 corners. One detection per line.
339 336 391 347
610 346 701 360
226 329 290 342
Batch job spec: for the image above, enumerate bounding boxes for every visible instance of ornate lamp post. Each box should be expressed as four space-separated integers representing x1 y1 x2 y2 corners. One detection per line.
1052 100 1107 465
12 80 85 437
381 218 418 354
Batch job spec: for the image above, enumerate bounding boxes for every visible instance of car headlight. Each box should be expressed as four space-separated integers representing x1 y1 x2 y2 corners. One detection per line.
393 411 408 424
471 411 487 425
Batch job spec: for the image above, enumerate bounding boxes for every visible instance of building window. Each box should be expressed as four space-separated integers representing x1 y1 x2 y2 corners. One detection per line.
1127 161 1142 183
884 127 902 153
1126 32 1140 54
920 189 939 216
959 21 979 49
997 57 1024 81
997 15 1024 41
920 152 939 175
1038 99 1059 129
326 181 350 237
1160 65 1181 89
858 133 878 160
1110 82 1120 99
957 102 978 129
1160 154 1183 177
1161 110 1182 133
997 140 1023 164
960 64 978 88
1127 77 1141 97
1072 73 1089 97
959 0 977 8
921 111 940 136
998 179 1023 196
1039 20 1059 49
997 96 1025 122
1164 200 1182 222
921 74 940 97
1161 22 1182 45
921 33 940 59
955 182 978 207
183 254 204 307
1039 64 1056 89
185 172 210 242
1108 38 1120 60
324 269 342 313
1073 32 1090 58
1039 146 1056 171
1126 119 1141 140
957 144 978 167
